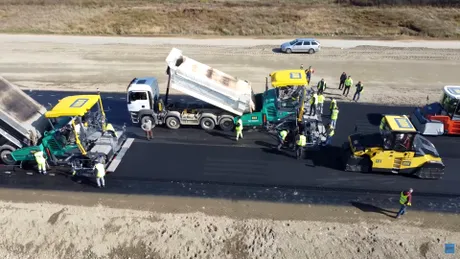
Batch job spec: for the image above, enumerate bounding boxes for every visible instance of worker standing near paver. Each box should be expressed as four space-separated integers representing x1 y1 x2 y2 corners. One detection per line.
329 98 337 115
295 131 307 159
94 159 106 188
330 107 339 128
317 93 325 115
277 129 289 150
33 150 47 175
322 124 335 146
353 81 364 102
339 72 347 90
309 91 318 116
305 66 313 85
235 118 243 141
317 78 327 95
396 188 413 218
343 75 353 97
141 119 154 140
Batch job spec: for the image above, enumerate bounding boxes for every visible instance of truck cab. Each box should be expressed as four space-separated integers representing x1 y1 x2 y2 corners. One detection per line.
410 85 460 135
236 69 307 127
127 77 162 125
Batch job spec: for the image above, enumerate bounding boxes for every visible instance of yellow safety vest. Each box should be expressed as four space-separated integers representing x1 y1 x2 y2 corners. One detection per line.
310 94 318 105
331 109 339 120
328 128 335 137
235 119 243 131
330 100 337 109
317 95 324 104
34 151 45 163
345 78 353 87
95 163 105 178
296 135 307 147
280 130 288 140
399 192 408 205
379 117 385 130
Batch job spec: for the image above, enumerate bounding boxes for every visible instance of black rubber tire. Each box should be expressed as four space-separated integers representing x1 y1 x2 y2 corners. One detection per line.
166 116 180 130
308 48 315 54
0 147 16 165
414 163 444 179
219 118 234 132
200 117 216 131
286 48 292 54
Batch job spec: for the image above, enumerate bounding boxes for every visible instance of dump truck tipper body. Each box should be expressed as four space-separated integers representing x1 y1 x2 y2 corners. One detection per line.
0 77 51 164
127 48 256 131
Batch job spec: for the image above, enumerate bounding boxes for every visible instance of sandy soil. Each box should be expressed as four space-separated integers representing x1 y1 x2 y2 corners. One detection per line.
0 189 458 259
1 35 460 106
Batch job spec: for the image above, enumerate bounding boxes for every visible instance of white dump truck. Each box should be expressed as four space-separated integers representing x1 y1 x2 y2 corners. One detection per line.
127 48 256 131
0 76 51 164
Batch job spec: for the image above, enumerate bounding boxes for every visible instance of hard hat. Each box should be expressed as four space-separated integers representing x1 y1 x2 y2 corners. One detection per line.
409 188 413 193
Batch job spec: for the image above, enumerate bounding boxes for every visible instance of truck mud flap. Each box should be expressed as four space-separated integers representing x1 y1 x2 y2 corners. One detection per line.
106 138 134 173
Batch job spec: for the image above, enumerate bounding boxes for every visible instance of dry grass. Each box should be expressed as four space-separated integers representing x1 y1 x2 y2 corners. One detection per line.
0 0 459 38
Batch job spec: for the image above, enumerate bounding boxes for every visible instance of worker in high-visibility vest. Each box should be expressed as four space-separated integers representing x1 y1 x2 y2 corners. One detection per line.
308 92 318 116
277 129 289 150
343 75 353 97
33 150 47 175
94 161 106 188
317 93 325 115
235 118 243 141
396 188 413 218
317 78 326 95
322 124 335 146
330 107 339 128
379 116 386 135
329 98 337 115
295 131 307 159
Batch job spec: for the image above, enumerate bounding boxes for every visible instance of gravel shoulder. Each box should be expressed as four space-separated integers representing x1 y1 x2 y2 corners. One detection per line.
1 35 460 106
0 189 458 259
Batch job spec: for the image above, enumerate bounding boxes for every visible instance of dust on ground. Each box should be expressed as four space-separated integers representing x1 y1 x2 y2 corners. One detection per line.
1 35 460 106
0 189 458 259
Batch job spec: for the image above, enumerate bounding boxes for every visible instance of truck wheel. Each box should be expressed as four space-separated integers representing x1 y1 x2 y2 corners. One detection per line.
219 118 234 132
0 147 16 165
200 117 216 131
166 116 180 130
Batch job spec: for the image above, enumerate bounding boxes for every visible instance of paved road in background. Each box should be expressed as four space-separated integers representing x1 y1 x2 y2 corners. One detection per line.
10 90 457 198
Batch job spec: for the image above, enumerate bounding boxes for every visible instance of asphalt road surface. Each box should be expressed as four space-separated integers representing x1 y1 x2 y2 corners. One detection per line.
1 89 451 199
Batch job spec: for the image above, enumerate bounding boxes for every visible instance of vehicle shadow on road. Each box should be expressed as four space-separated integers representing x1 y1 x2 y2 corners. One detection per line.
206 130 235 140
304 145 344 170
351 201 397 218
261 147 295 159
367 113 383 126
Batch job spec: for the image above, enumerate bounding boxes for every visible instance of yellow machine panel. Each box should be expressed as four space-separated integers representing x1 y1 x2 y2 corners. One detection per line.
383 115 416 133
45 95 102 118
270 70 307 88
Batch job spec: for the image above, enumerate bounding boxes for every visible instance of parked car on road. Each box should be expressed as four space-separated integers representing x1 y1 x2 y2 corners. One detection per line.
280 38 321 54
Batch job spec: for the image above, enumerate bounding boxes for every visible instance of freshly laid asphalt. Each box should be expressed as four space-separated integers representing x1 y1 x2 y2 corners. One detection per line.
1 90 458 212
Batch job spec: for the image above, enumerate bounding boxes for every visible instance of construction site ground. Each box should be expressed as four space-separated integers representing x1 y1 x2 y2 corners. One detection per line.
0 34 460 259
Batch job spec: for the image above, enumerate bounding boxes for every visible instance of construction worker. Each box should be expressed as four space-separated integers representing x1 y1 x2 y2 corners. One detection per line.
277 129 289 150
33 150 47 175
343 75 353 97
329 98 337 115
317 93 325 115
305 66 313 85
309 92 318 116
353 81 364 102
379 116 386 134
330 107 339 128
317 78 326 94
339 72 347 90
322 124 335 146
396 188 413 218
300 64 304 70
141 118 153 140
295 131 307 159
94 159 106 188
235 118 243 141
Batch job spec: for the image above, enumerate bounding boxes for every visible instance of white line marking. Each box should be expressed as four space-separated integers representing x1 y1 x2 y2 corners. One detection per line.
106 138 134 172
106 96 113 99
50 94 55 97
37 94 43 97
120 97 126 100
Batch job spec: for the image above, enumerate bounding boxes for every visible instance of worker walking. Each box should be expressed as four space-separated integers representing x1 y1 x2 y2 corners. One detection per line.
295 131 307 159
33 150 47 175
339 72 347 90
343 76 353 97
141 118 154 140
322 124 335 146
277 129 289 150
94 160 106 188
329 98 337 116
317 78 327 95
309 92 318 116
353 81 364 102
396 188 413 218
305 66 313 85
235 118 243 141
317 93 325 115
330 107 339 128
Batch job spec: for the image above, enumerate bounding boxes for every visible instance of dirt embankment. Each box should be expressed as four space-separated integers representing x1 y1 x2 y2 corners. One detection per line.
0 0 459 39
